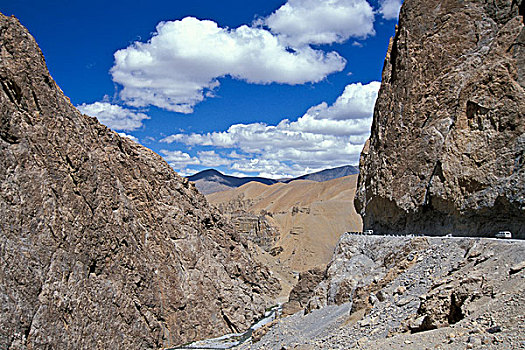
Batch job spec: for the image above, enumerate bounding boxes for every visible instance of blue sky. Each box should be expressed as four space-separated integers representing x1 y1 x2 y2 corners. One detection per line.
3 0 401 178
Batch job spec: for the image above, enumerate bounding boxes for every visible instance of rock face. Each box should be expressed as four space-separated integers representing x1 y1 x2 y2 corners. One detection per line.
355 0 525 237
303 234 428 314
212 194 280 252
229 214 280 252
281 267 325 316
0 13 279 349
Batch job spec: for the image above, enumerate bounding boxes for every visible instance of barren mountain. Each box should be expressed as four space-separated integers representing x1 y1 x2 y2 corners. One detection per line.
355 0 525 237
207 175 362 277
0 13 278 349
281 165 358 183
188 165 359 195
187 169 279 195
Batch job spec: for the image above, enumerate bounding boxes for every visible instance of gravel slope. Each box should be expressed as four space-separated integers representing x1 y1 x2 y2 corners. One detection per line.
240 235 525 349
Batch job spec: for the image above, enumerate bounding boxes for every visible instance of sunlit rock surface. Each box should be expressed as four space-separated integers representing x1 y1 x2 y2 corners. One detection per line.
0 13 279 349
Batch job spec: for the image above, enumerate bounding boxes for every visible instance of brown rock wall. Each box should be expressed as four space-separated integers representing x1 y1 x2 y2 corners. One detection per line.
356 0 525 237
0 13 278 349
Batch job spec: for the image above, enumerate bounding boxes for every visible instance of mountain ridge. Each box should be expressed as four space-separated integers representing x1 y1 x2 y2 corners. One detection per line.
188 165 359 194
207 175 363 287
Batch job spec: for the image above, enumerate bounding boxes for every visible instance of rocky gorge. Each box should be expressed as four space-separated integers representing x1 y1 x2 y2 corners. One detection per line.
239 0 525 348
1 0 524 348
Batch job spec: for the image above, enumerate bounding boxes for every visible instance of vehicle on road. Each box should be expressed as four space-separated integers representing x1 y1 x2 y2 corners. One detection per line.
495 231 512 239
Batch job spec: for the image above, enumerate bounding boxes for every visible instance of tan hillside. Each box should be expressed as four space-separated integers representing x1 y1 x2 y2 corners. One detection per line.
207 175 362 276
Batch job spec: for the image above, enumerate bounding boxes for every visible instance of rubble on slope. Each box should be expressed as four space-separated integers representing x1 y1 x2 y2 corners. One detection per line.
241 234 525 349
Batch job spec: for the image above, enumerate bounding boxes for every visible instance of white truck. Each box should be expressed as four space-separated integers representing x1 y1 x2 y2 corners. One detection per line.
495 231 512 239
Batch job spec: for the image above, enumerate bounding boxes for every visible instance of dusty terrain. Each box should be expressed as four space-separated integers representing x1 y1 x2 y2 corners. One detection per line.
208 175 362 276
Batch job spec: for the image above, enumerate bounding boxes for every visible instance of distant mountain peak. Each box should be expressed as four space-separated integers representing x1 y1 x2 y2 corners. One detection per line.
187 165 359 195
283 165 359 183
188 168 223 180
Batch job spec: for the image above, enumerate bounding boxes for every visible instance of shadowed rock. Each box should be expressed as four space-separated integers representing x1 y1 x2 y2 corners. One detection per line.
282 267 325 316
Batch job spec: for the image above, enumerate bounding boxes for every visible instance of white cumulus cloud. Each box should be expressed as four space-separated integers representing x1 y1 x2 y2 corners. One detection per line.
117 132 139 143
177 168 201 177
77 102 149 131
111 17 346 113
264 0 375 46
160 149 201 169
160 81 380 177
197 150 232 167
378 0 403 20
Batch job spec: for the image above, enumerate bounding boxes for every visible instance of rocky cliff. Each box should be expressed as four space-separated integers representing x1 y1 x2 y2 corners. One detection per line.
0 13 279 349
355 0 525 237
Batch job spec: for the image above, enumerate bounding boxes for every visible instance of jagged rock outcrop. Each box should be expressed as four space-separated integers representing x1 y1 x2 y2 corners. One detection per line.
213 194 280 252
281 267 325 316
0 13 279 349
303 234 428 314
230 213 280 252
356 0 525 237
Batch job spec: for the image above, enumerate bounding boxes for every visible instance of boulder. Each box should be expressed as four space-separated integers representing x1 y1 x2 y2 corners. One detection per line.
282 267 325 316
